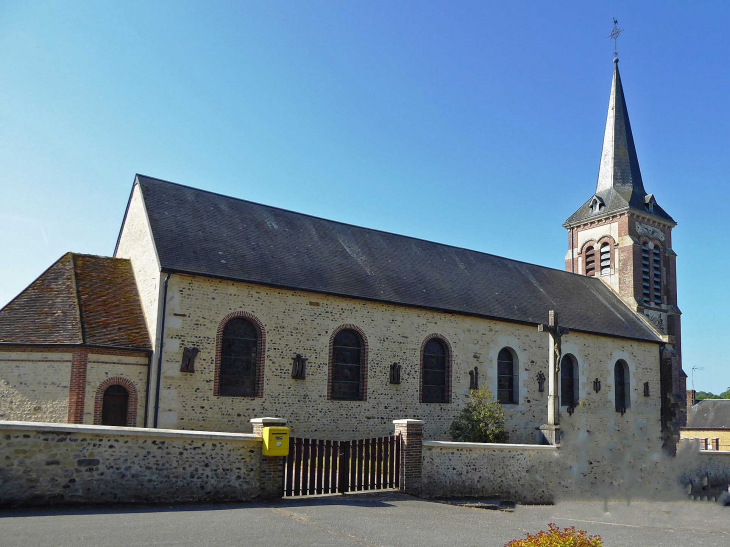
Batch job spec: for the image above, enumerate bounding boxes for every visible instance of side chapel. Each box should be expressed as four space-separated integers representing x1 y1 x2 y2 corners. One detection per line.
0 58 685 449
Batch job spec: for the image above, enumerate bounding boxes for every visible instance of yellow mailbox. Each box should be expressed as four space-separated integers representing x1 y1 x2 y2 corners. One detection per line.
262 426 289 456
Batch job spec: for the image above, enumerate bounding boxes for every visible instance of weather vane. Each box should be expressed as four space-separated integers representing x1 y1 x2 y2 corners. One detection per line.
608 18 624 59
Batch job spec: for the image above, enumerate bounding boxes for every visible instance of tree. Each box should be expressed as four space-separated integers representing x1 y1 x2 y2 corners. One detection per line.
449 387 509 443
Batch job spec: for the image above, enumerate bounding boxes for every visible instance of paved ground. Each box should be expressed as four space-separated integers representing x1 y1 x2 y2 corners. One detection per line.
1 492 728 547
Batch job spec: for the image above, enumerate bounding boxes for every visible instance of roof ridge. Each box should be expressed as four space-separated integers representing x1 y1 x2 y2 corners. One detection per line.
69 254 86 345
136 174 603 282
0 252 72 315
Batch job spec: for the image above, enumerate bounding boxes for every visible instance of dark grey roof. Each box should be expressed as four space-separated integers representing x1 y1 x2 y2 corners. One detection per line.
565 60 675 226
128 175 661 343
686 400 730 429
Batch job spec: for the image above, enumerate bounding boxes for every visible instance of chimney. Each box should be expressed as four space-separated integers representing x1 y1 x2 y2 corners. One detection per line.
686 389 696 421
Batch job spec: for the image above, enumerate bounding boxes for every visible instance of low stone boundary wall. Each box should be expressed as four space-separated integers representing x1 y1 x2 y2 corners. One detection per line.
0 420 275 507
422 441 558 503
398 420 730 504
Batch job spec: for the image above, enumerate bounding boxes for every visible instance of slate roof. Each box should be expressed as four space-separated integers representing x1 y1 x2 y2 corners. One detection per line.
565 60 675 226
0 253 151 351
686 400 730 430
131 175 662 343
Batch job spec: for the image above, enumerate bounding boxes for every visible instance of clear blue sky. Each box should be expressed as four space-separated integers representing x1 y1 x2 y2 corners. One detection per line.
1 1 727 392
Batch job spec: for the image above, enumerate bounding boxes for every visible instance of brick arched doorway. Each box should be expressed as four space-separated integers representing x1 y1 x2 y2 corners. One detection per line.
94 377 138 427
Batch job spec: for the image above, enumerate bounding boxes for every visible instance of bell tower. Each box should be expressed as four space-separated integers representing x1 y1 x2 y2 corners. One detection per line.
564 57 685 445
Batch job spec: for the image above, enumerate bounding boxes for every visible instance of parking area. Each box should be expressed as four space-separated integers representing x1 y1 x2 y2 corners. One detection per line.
1 492 728 547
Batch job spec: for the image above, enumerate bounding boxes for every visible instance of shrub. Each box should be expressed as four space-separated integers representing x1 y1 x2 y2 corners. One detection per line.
505 524 602 547
449 387 509 443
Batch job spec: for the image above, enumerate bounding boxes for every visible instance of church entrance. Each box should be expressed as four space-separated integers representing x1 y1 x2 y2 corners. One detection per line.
101 385 129 426
283 435 400 497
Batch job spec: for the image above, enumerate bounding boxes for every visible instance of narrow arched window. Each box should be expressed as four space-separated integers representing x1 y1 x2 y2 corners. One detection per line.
220 318 259 396
600 242 611 276
641 244 651 304
422 338 449 403
497 348 518 404
101 385 129 426
560 354 579 408
652 247 662 306
332 329 363 400
585 246 596 277
614 360 630 413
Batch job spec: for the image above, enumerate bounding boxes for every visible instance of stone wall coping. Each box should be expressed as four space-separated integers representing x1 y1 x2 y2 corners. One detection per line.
699 450 730 456
423 440 558 451
0 420 261 442
393 419 425 425
250 417 287 425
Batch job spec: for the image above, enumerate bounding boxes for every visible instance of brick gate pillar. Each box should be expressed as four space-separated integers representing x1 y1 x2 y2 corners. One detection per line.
393 419 424 496
251 417 287 499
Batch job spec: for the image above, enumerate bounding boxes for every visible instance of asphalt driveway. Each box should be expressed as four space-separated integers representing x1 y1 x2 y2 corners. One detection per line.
1 492 728 547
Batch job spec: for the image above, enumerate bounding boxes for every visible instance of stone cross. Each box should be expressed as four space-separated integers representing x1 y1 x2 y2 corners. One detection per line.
537 310 569 427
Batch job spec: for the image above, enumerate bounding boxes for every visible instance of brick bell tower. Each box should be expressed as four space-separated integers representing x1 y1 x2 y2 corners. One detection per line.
564 57 685 448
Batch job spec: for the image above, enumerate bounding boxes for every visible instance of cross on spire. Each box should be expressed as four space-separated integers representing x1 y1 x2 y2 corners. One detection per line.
608 18 624 60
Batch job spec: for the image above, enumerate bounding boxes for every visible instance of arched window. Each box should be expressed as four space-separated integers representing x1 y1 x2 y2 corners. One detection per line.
585 246 596 277
497 347 518 404
614 360 631 413
600 242 611 276
331 329 364 400
101 385 129 427
421 337 450 403
560 354 579 408
220 317 259 397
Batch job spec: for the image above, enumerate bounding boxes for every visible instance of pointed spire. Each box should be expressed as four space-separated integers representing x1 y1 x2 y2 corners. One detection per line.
595 58 647 203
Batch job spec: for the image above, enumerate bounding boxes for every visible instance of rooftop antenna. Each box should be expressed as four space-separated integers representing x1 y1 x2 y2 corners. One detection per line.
608 18 624 61
691 365 704 391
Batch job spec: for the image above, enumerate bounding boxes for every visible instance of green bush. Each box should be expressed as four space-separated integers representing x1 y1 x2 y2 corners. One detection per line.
505 523 602 546
449 387 509 443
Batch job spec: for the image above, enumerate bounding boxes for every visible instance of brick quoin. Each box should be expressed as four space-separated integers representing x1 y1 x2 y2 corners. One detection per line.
327 324 369 401
67 349 88 424
213 311 266 398
93 376 139 426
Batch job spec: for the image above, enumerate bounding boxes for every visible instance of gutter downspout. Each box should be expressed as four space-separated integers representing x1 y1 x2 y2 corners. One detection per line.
143 352 152 427
153 273 171 428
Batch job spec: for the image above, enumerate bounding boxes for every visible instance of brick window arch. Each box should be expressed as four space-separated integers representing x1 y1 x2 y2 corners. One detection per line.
420 334 452 404
93 377 138 427
328 324 369 401
214 311 266 397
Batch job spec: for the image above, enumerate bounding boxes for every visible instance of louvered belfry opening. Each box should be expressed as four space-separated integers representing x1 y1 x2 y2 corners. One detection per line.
641 245 651 304
600 242 611 276
652 247 662 305
585 246 596 276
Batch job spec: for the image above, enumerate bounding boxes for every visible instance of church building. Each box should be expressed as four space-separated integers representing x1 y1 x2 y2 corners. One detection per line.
0 59 685 449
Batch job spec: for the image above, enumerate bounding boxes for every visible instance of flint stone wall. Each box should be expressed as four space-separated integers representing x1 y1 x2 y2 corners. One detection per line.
421 439 730 504
0 421 263 507
422 441 558 503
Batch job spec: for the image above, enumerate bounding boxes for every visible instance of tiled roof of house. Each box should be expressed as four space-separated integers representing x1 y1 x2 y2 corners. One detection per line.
131 174 662 343
0 253 151 351
687 400 730 429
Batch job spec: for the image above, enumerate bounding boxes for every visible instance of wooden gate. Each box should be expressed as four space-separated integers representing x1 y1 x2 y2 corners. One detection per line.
283 435 400 497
